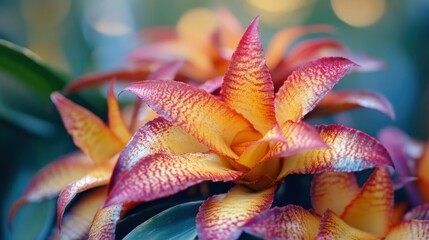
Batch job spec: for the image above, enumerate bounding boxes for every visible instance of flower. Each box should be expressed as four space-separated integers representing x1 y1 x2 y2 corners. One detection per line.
243 167 429 239
105 17 393 239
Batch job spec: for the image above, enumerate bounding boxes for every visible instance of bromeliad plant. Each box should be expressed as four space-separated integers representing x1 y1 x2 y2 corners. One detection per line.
104 17 394 239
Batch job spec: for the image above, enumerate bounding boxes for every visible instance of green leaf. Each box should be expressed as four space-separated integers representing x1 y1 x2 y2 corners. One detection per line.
123 201 203 240
0 39 69 102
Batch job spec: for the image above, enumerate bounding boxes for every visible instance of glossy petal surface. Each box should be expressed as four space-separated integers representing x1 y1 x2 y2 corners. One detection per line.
88 204 127 240
106 152 242 206
9 152 93 224
196 185 275 240
385 220 429 240
274 57 355 124
243 205 320 239
108 82 131 143
221 17 275 134
311 172 359 216
124 80 258 159
51 92 124 163
341 167 393 237
279 124 392 177
316 210 378 240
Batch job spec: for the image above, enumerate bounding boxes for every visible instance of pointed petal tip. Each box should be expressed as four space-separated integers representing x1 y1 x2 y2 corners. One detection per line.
50 91 64 104
8 198 26 231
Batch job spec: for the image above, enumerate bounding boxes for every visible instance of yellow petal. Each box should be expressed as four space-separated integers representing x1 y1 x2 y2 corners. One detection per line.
107 82 131 144
385 220 429 240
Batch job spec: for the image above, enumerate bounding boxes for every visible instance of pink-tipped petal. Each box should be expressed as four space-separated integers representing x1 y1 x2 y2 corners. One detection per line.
341 167 393 237
221 17 276 134
51 92 124 164
196 185 275 240
404 203 429 221
385 220 429 239
146 60 184 80
274 57 356 124
124 80 258 159
279 124 393 178
286 38 346 65
316 210 378 239
8 152 94 225
243 205 321 239
311 172 359 216
51 188 107 240
106 152 242 206
110 117 208 189
107 82 131 144
309 90 395 119
57 158 116 229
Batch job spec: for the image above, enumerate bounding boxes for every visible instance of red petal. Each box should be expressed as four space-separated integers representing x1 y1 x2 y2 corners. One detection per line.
316 210 378 239
8 152 93 225
110 117 207 189
404 203 429 221
243 205 321 239
123 80 258 159
385 220 429 239
311 172 359 216
341 167 393 237
196 185 275 240
308 90 395 119
279 124 393 177
274 57 356 124
107 82 131 144
51 92 124 164
57 158 115 229
105 152 242 206
221 17 276 134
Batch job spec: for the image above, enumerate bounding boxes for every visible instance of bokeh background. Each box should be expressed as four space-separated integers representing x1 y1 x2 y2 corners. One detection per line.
1 0 428 239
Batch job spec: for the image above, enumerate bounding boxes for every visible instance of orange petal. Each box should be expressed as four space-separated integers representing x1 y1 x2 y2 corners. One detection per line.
385 220 429 239
266 25 334 69
316 210 378 239
274 57 356 124
87 203 132 240
8 152 94 225
417 143 429 201
279 124 393 177
51 188 107 240
214 7 242 50
311 172 359 216
404 203 429 221
123 80 258 159
57 158 116 229
220 17 276 134
196 185 275 240
105 152 242 207
107 82 131 144
243 205 321 239
110 117 208 189
341 167 393 237
308 90 395 119
51 92 124 164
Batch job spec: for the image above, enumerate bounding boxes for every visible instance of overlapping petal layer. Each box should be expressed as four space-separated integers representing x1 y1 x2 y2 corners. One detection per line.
385 220 429 239
279 124 392 177
341 167 393 237
311 172 359 216
106 152 242 206
243 205 320 239
404 203 429 221
220 17 275 134
88 203 128 240
123 80 258 159
108 83 131 143
196 185 275 240
51 92 124 164
274 57 355 124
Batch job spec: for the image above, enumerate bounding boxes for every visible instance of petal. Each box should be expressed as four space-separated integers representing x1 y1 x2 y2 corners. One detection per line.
404 203 429 221
110 117 208 189
198 76 223 93
8 152 94 225
57 158 116 228
308 90 395 119
316 210 378 240
243 205 321 239
274 57 356 124
279 124 393 177
385 220 429 240
266 25 334 68
107 82 131 144
311 172 359 216
51 92 124 164
196 185 275 240
138 26 177 42
88 203 131 240
105 152 242 207
341 167 393 237
123 80 258 159
51 188 106 240
220 17 276 134
417 144 429 201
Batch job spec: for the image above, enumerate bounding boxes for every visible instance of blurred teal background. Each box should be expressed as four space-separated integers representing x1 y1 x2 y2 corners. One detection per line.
1 0 428 239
